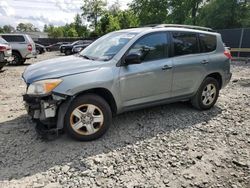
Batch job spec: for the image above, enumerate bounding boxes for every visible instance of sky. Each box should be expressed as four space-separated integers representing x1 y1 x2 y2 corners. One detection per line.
0 0 132 30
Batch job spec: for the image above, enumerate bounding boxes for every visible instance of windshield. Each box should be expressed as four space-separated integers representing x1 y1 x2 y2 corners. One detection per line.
72 41 81 45
80 32 137 61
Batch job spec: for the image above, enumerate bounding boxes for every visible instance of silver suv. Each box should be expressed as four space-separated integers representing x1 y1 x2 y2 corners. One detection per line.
1 34 36 65
22 25 232 141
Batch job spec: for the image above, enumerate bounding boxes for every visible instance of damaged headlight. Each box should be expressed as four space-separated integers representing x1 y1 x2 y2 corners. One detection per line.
27 79 62 95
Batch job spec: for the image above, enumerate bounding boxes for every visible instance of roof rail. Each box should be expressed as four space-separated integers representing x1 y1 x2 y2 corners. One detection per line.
154 24 214 32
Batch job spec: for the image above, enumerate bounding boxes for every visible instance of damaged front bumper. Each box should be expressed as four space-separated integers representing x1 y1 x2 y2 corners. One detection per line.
23 93 71 130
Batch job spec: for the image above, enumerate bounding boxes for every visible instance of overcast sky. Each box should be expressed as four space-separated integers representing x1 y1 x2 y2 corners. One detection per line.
0 0 132 30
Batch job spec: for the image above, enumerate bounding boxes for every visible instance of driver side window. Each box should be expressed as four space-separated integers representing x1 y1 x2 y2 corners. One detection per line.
128 32 168 62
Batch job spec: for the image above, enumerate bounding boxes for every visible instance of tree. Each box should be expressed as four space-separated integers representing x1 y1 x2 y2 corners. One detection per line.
16 23 39 32
43 24 48 32
118 10 139 29
67 28 78 37
130 0 169 26
81 0 107 30
74 14 89 37
98 12 120 34
167 0 205 25
2 25 15 33
198 0 250 29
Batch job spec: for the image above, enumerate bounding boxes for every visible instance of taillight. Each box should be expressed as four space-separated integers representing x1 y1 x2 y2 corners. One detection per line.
224 50 232 60
28 44 32 51
0 46 7 51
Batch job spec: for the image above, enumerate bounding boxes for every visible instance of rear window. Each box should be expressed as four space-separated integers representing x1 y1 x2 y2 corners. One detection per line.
199 34 217 53
172 32 199 56
1 35 25 42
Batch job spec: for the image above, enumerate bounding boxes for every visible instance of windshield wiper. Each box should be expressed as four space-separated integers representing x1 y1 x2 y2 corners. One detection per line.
79 54 94 60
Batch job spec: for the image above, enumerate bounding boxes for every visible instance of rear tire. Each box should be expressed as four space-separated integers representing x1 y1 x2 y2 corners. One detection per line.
64 94 112 141
65 50 71 56
191 77 219 110
11 52 23 65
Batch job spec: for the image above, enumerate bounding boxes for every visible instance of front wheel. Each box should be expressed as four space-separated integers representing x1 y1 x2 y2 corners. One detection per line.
191 77 219 110
64 94 112 141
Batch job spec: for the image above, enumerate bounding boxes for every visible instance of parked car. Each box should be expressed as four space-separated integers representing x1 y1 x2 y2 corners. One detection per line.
22 25 232 141
72 42 92 54
46 42 69 52
0 34 36 65
0 37 12 70
60 40 93 55
35 43 46 54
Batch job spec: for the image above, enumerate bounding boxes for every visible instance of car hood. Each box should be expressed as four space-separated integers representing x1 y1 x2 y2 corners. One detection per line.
23 55 102 84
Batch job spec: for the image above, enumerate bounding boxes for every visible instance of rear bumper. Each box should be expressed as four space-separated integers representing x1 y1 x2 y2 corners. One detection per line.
5 56 14 62
223 72 232 88
25 52 37 59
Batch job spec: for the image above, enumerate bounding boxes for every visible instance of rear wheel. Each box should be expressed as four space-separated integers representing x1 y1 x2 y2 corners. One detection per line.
65 50 71 56
65 94 112 141
191 77 219 110
10 52 23 65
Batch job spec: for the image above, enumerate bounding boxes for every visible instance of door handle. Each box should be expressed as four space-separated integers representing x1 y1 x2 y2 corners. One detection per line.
201 60 209 64
162 65 172 70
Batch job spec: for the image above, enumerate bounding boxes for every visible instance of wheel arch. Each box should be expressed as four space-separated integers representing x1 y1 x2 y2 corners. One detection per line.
205 72 222 89
74 87 118 115
12 50 22 57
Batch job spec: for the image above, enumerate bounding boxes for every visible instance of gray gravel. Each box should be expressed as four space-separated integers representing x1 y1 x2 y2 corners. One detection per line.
0 52 249 188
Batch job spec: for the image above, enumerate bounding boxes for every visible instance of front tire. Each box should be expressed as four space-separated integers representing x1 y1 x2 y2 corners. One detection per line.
65 94 112 141
191 77 219 110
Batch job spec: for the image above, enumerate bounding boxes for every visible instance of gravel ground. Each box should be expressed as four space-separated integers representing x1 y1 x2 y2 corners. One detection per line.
0 52 249 188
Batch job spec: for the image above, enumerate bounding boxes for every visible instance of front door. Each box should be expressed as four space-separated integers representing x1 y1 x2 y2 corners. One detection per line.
119 32 173 107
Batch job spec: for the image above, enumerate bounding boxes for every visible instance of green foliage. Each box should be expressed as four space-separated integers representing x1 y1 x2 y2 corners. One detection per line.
81 0 107 30
168 0 204 25
130 0 169 26
118 10 139 29
3 0 250 38
198 0 250 29
0 25 15 33
16 23 39 32
67 28 78 37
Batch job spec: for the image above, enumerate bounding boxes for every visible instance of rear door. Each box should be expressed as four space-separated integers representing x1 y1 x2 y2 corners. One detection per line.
119 32 173 107
171 31 209 97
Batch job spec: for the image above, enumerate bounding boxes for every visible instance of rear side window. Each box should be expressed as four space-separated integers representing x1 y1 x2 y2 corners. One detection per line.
1 35 25 42
199 34 217 52
128 32 168 62
172 32 198 56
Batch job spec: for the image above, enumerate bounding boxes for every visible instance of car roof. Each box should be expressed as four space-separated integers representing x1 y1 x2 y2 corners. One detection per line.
0 33 28 36
115 26 218 36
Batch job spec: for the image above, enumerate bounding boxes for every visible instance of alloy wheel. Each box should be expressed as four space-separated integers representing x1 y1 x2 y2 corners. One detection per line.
201 83 216 106
70 104 104 135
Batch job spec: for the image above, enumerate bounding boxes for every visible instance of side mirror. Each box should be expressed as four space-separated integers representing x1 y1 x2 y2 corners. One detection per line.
124 53 141 65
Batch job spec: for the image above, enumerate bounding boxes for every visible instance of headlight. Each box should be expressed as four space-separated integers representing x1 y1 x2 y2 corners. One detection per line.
27 79 62 95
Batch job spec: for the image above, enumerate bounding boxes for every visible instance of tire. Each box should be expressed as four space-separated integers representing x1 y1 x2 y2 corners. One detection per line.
21 59 26 64
36 49 41 54
65 50 72 56
11 51 23 65
64 94 112 141
191 77 219 110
